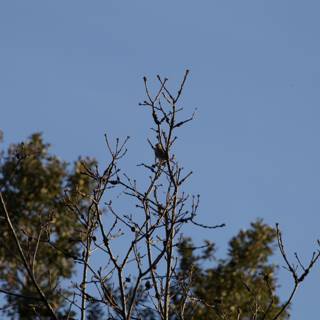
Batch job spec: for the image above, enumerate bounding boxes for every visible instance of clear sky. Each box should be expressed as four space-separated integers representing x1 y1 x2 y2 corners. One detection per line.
1 1 320 318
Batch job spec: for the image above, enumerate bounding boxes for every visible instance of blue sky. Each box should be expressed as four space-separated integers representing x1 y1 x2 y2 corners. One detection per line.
1 1 320 318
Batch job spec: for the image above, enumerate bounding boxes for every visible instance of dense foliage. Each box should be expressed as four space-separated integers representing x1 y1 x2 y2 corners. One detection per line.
171 220 288 319
0 133 94 319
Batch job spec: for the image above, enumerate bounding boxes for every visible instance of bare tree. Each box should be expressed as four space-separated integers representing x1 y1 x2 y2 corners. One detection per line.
63 69 209 320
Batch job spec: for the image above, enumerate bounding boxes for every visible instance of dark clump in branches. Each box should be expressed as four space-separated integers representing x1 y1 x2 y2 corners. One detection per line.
0 71 319 320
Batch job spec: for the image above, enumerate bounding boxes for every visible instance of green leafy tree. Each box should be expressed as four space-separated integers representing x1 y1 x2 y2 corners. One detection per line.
0 133 94 319
171 220 288 319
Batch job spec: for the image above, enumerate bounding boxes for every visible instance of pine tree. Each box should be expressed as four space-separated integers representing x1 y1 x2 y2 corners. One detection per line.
0 133 94 319
172 220 288 319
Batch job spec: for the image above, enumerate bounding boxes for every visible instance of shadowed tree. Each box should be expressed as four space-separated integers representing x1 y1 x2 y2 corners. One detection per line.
171 220 288 319
0 133 95 319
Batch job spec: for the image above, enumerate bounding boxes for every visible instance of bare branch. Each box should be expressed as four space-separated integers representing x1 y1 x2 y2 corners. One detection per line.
0 192 58 320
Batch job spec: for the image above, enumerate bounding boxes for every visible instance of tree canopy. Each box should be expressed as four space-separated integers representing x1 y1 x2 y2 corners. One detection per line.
172 220 288 319
0 72 318 320
0 133 94 319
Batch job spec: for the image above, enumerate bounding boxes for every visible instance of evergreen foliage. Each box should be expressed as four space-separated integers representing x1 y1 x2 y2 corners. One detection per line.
0 133 94 318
